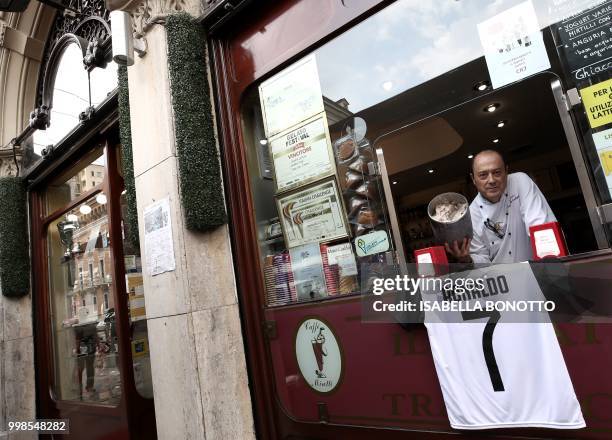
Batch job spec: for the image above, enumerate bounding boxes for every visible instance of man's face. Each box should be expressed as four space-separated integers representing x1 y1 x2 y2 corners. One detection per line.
471 152 508 203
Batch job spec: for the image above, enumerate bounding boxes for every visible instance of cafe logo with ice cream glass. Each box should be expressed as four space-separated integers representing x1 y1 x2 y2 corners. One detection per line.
295 317 343 393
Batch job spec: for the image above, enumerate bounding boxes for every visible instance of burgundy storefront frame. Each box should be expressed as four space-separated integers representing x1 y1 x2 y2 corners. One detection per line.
208 1 456 438
29 128 157 440
208 1 612 439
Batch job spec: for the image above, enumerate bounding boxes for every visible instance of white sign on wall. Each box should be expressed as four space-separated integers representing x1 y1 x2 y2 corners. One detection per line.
143 197 175 276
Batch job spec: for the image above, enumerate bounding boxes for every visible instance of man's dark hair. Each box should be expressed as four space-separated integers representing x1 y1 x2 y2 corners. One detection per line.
470 149 507 174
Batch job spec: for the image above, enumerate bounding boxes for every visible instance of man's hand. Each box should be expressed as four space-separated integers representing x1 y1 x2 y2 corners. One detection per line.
444 237 472 263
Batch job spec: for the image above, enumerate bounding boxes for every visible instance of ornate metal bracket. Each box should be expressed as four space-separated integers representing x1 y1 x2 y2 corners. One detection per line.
29 106 50 131
41 144 56 160
79 106 96 122
83 37 107 69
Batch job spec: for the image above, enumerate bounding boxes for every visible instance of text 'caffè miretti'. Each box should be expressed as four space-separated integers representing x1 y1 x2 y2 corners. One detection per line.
2 0 612 438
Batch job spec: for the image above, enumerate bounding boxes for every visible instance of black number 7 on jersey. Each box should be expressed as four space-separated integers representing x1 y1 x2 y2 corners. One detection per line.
461 310 505 392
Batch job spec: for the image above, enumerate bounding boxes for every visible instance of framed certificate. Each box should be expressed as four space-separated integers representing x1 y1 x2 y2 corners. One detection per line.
276 178 350 248
270 113 336 193
259 54 325 137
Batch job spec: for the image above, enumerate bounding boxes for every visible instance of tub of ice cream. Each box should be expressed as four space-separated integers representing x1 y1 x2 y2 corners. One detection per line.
427 192 473 245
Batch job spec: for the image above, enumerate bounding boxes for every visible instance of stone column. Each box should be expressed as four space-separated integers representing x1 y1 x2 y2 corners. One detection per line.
0 291 35 440
121 2 256 439
0 4 54 439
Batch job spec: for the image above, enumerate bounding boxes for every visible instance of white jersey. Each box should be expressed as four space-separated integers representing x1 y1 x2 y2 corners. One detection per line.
423 263 585 430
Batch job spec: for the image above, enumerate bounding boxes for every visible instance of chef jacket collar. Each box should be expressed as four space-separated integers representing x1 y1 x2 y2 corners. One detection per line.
476 191 509 206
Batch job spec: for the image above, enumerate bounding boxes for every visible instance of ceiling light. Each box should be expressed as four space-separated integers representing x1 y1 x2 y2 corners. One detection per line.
492 138 499 143
392 181 398 185
382 81 393 91
484 103 499 112
497 120 506 128
428 169 435 174
259 139 268 145
474 81 490 92
67 214 78 222
467 154 474 159
79 204 92 215
96 193 107 204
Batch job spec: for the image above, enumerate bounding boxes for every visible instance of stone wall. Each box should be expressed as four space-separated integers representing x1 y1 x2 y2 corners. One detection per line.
124 3 256 439
0 295 36 440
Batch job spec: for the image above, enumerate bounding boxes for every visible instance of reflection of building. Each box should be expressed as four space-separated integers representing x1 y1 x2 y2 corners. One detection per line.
323 96 353 125
69 164 105 198
63 199 112 325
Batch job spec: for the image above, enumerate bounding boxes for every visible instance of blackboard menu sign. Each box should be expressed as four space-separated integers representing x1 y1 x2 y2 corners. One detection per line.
557 0 612 81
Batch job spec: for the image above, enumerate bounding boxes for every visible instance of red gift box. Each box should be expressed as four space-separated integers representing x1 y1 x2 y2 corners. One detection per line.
414 246 449 277
529 221 568 260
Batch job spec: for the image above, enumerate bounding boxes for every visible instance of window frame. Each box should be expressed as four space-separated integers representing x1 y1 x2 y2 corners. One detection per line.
30 134 152 423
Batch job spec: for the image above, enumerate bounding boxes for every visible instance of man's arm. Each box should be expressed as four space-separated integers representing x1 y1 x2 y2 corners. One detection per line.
446 205 491 264
516 172 557 236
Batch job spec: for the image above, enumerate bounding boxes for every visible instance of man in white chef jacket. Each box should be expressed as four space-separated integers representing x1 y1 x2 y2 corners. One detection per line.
428 151 586 431
446 150 556 264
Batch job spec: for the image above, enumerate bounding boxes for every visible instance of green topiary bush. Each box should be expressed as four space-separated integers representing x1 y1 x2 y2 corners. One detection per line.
166 13 227 231
118 65 140 249
0 177 30 297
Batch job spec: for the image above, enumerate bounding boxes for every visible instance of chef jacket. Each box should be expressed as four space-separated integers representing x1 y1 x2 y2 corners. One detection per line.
469 172 556 263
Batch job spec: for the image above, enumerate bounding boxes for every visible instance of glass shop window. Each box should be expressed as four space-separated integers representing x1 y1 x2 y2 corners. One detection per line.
241 0 611 309
45 147 106 215
47 190 121 404
43 143 153 404
242 62 395 307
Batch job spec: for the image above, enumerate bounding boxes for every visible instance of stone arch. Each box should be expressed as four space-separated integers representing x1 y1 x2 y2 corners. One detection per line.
0 3 56 148
0 0 114 175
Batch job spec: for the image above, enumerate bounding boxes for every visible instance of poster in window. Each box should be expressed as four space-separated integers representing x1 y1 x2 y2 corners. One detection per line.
276 178 349 248
289 243 328 301
591 127 612 197
477 0 550 89
259 55 325 137
579 78 612 128
270 114 335 193
325 242 358 276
